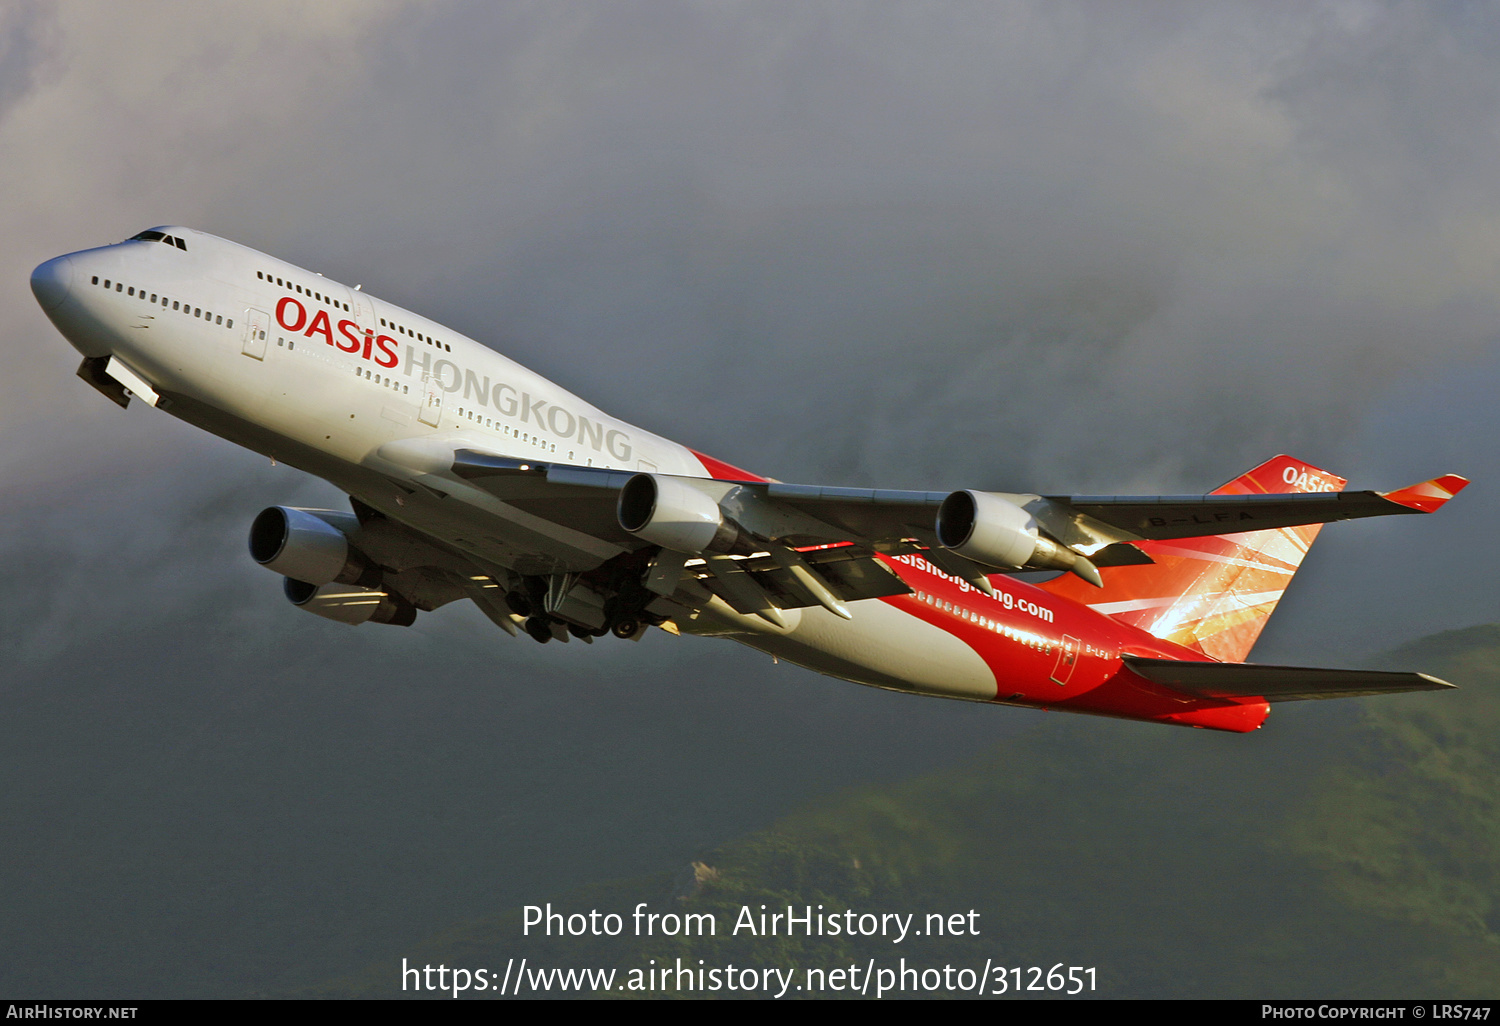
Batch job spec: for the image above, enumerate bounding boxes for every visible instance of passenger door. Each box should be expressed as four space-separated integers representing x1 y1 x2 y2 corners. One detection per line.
418 373 443 427
242 308 269 360
1050 634 1081 686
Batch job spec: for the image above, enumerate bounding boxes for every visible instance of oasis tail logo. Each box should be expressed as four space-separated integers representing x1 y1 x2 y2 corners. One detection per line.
276 297 397 369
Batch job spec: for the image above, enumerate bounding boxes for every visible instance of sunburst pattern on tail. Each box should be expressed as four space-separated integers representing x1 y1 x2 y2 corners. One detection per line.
1041 455 1348 662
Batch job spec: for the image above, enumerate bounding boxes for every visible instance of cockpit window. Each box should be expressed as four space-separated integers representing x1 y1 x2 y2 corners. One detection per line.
127 230 187 250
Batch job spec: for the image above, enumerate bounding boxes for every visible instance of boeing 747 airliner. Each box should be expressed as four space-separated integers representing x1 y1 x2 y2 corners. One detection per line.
30 226 1468 731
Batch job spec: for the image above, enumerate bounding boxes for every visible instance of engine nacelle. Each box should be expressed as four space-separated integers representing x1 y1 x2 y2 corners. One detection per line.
283 578 417 627
938 490 1105 586
249 506 377 586
937 490 1102 584
617 473 745 554
936 490 1041 569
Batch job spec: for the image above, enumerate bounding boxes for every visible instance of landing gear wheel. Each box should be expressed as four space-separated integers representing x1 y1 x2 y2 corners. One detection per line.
611 619 642 640
524 617 553 643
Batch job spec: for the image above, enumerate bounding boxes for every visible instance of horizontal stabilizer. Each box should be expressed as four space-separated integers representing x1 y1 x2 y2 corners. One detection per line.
1123 655 1455 703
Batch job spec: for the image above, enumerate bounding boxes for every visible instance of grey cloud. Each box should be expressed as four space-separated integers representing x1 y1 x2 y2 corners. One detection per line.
8 0 1497 655
0 3 57 124
4 1 1499 992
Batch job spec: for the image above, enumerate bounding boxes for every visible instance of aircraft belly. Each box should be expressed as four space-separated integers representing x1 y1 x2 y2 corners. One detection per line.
725 602 998 701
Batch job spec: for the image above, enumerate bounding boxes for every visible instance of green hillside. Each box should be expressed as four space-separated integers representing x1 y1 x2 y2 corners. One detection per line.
310 625 1500 999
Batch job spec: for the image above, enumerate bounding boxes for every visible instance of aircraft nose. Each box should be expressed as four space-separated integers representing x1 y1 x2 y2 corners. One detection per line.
30 255 73 311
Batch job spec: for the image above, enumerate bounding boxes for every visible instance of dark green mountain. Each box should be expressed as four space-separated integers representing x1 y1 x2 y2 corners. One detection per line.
313 624 1500 998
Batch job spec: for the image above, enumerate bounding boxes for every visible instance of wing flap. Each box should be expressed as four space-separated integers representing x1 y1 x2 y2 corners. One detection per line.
1122 655 1454 703
683 548 910 611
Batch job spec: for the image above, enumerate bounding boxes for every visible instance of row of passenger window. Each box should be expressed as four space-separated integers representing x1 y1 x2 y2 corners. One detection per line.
257 269 455 354
257 270 351 313
90 276 233 329
912 589 1055 653
454 405 565 457
379 315 451 353
353 365 410 394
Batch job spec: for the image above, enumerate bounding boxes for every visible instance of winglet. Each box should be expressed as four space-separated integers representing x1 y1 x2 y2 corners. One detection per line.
1379 474 1470 513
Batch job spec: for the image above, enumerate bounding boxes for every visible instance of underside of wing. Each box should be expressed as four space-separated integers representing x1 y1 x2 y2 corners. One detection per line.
1122 656 1455 703
450 448 643 547
449 449 914 625
685 544 910 613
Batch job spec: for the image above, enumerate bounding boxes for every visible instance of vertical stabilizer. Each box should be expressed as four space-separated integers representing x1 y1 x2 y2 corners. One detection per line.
1039 455 1345 662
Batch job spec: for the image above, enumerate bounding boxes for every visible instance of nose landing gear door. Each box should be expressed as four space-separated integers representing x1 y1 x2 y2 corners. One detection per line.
242 308 269 360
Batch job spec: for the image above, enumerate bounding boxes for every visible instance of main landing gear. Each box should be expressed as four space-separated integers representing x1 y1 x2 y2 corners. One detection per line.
508 562 659 645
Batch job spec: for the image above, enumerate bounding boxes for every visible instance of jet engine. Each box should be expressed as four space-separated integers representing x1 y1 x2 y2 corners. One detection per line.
936 489 1101 584
617 473 748 554
249 506 379 586
282 578 417 627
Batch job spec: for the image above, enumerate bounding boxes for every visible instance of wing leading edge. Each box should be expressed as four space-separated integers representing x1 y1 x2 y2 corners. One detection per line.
450 449 1466 557
1032 472 1470 547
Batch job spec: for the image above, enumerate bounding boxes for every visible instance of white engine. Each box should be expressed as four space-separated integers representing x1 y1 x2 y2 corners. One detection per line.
249 506 376 586
936 490 1100 585
283 578 416 627
935 490 1038 569
617 473 746 554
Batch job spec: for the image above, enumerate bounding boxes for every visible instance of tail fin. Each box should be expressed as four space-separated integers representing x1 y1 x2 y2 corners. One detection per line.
1039 455 1344 662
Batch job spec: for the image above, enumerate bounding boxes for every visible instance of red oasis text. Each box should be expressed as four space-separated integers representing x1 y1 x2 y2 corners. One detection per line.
276 297 398 369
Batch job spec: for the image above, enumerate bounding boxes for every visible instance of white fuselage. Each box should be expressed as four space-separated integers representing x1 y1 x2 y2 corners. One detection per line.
37 228 717 567
30 226 1022 705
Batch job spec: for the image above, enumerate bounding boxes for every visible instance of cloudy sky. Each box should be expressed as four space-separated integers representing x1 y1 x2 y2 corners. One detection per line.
6 1 1497 645
3 0 1498 995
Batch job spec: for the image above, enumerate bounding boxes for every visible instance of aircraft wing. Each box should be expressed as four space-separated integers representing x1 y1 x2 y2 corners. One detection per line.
450 449 946 549
447 450 920 618
1123 656 1455 703
354 450 1476 633
1027 473 1471 546
451 449 1466 552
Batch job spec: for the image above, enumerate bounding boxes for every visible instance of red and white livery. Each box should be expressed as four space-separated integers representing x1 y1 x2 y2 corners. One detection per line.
31 227 1468 732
